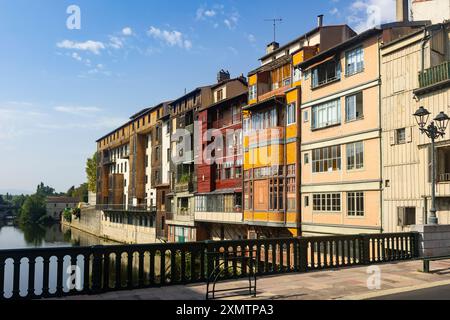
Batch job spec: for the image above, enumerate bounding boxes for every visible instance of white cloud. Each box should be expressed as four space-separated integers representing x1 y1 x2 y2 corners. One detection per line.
109 36 124 49
122 27 133 36
348 0 396 32
247 34 256 43
224 10 239 30
196 7 217 20
56 40 105 55
330 7 340 16
71 52 82 61
54 106 102 116
147 26 192 50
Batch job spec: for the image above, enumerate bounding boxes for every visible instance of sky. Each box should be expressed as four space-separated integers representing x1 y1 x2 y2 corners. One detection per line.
0 0 398 194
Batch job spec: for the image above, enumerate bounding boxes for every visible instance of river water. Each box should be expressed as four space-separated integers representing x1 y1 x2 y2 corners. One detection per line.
0 221 118 250
0 222 120 298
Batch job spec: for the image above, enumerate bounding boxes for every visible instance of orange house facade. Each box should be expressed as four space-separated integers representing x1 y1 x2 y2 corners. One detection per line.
243 20 356 239
298 23 426 235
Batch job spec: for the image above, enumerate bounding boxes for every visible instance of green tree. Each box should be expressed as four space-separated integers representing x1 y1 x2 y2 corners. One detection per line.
86 152 98 193
66 186 75 197
19 194 47 224
36 182 55 197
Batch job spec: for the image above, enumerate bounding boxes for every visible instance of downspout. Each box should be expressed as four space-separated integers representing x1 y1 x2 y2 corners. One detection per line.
378 36 383 234
421 27 431 75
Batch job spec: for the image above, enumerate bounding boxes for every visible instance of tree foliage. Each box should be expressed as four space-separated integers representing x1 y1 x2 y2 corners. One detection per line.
19 194 47 224
36 182 56 198
86 152 98 193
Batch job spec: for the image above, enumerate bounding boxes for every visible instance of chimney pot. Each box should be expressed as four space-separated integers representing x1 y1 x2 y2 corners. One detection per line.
266 42 280 54
317 14 324 27
396 0 409 22
217 69 230 83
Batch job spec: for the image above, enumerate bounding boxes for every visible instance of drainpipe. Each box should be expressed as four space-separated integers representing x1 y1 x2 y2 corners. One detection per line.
421 27 431 75
378 37 384 234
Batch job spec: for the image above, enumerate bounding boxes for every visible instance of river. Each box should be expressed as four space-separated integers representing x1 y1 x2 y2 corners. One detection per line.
0 221 118 250
0 222 121 298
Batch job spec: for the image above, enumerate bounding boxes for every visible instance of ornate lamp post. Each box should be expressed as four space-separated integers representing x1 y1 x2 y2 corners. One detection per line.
413 107 450 225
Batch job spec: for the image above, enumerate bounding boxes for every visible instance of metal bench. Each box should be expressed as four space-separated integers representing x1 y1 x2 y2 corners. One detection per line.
422 255 450 273
206 250 257 300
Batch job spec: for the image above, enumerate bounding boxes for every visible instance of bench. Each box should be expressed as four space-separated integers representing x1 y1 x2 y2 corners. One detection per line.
205 250 257 300
422 255 450 273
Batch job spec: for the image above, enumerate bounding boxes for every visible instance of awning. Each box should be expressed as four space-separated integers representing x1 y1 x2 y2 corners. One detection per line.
243 94 286 110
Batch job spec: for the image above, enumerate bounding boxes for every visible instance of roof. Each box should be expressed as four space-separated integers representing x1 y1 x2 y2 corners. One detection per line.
258 25 355 62
248 54 292 76
169 85 213 106
199 92 248 112
298 21 431 70
297 28 382 70
210 76 248 90
46 197 79 204
96 100 172 142
243 94 286 111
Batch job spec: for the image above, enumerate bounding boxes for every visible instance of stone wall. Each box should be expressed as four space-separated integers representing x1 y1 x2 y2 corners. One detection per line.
62 207 158 244
411 224 450 257
67 207 102 236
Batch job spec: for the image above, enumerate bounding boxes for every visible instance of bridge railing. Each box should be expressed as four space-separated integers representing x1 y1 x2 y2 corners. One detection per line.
0 232 419 300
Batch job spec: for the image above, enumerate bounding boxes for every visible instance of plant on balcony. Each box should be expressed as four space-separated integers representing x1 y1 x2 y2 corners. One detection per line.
179 173 190 184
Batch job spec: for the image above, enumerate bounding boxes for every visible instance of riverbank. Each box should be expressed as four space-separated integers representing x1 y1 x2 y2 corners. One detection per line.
62 207 161 244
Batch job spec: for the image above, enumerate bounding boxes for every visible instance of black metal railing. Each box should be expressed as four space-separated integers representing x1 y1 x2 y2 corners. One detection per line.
0 232 418 300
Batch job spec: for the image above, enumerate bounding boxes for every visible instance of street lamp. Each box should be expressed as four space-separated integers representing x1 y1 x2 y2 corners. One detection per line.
413 107 450 225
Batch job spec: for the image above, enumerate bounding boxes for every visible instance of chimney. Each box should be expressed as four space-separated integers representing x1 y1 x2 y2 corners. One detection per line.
266 41 280 54
317 14 324 28
217 69 230 83
396 0 409 22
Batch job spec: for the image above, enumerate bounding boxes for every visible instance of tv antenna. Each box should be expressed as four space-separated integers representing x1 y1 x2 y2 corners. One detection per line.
264 18 283 43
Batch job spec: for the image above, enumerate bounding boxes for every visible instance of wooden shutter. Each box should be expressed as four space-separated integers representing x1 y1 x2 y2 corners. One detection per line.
406 127 412 143
389 130 396 146
397 207 405 227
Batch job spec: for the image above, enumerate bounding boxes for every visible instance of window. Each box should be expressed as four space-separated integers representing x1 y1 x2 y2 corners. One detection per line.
313 193 341 212
235 166 242 179
345 92 363 121
293 66 302 82
346 47 364 76
249 85 257 101
269 178 284 211
271 64 291 90
251 108 278 130
347 141 364 170
303 110 309 123
216 89 224 101
312 99 341 129
304 153 309 165
287 103 296 125
396 128 406 144
244 181 253 210
312 60 341 88
347 192 364 216
312 145 341 173
398 207 416 226
304 196 309 207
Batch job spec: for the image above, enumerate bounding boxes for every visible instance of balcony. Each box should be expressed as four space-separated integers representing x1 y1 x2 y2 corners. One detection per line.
195 211 243 224
418 61 450 89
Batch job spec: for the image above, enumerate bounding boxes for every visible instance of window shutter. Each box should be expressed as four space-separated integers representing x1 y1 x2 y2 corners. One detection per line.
397 207 405 227
406 127 412 143
390 131 396 146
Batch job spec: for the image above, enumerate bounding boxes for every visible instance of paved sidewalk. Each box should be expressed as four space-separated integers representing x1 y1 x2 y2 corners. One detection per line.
57 260 450 300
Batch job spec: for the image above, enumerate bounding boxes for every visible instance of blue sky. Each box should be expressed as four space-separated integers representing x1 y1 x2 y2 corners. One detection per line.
0 0 397 194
